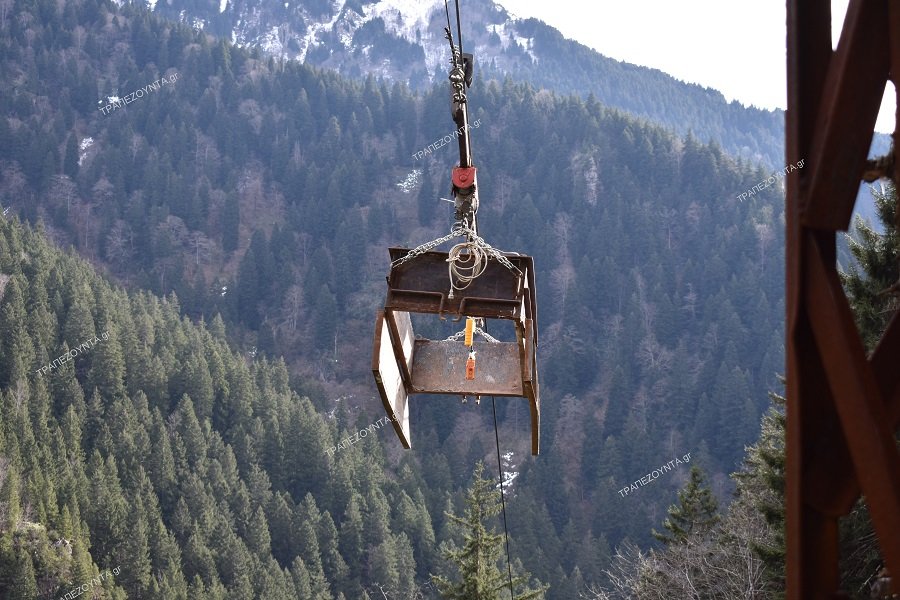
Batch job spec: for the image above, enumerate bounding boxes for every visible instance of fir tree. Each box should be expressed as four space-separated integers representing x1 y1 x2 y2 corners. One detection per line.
6 546 38 599
731 388 786 596
432 462 547 600
841 182 899 351
651 465 719 545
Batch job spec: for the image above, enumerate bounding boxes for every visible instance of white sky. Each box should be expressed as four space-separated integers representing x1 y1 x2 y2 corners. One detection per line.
497 0 895 133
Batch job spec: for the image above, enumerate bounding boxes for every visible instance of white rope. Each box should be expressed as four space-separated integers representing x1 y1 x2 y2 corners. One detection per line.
447 240 488 294
391 224 522 299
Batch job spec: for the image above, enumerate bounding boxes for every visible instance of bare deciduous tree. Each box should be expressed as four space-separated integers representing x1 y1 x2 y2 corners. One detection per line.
551 260 576 318
105 220 133 269
584 499 775 599
238 165 265 213
633 272 656 335
281 284 304 333
637 334 673 373
190 231 214 267
3 163 27 202
681 283 697 318
92 176 114 205
0 0 12 30
49 174 77 213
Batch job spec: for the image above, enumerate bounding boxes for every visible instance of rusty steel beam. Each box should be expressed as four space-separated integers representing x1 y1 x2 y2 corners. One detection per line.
871 313 900 425
801 0 889 231
787 0 900 596
805 239 900 569
804 313 900 514
787 0 835 593
893 0 900 202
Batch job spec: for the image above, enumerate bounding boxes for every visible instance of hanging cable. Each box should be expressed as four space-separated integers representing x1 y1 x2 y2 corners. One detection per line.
492 396 515 597
443 0 453 42
454 0 463 59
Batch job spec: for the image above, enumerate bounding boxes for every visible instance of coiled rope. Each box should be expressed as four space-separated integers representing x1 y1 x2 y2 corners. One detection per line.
447 240 487 294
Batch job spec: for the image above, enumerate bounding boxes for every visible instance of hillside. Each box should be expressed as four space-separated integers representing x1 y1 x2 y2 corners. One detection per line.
0 215 454 598
144 0 786 169
0 0 787 597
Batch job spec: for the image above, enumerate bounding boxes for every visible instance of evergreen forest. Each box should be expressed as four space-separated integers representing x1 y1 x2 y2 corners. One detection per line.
0 0 893 597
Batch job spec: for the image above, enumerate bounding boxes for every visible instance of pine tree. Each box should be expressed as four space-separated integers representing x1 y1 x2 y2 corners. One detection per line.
0 276 34 387
432 462 547 600
652 465 719 545
116 496 153 596
733 389 786 593
246 506 271 558
841 182 899 351
6 546 38 599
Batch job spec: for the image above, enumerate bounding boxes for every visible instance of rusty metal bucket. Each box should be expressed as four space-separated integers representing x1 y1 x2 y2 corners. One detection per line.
372 248 540 454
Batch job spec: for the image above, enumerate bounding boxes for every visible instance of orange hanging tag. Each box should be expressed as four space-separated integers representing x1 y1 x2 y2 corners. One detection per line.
465 351 476 380
464 317 475 347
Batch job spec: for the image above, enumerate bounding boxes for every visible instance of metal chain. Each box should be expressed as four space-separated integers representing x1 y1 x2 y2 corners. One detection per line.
444 327 499 343
391 225 522 278
390 229 461 269
468 230 522 276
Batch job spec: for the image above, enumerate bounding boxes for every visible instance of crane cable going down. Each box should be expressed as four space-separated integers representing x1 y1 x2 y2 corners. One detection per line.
392 0 522 300
443 0 485 296
446 1 516 594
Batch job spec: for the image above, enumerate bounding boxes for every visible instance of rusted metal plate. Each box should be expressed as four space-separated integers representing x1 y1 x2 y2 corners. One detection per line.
387 248 533 321
871 313 900 425
372 311 411 449
409 339 524 396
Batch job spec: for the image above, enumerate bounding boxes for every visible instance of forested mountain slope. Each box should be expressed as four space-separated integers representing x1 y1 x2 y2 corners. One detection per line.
1 0 786 596
145 0 786 168
0 215 468 598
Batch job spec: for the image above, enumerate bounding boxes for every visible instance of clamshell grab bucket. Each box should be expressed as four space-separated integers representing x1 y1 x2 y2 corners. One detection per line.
372 248 540 455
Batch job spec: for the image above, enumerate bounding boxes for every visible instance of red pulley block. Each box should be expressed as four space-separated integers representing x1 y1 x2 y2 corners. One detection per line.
452 166 477 189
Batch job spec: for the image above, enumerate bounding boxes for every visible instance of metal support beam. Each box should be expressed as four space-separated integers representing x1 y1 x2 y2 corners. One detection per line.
787 0 900 596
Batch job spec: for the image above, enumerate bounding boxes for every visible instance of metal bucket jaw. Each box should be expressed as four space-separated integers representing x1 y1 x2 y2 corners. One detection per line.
372 249 540 454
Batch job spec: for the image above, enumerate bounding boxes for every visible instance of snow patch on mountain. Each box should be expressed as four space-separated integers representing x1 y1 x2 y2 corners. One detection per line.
297 0 345 61
363 0 439 41
362 0 443 75
513 34 536 63
397 169 421 194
